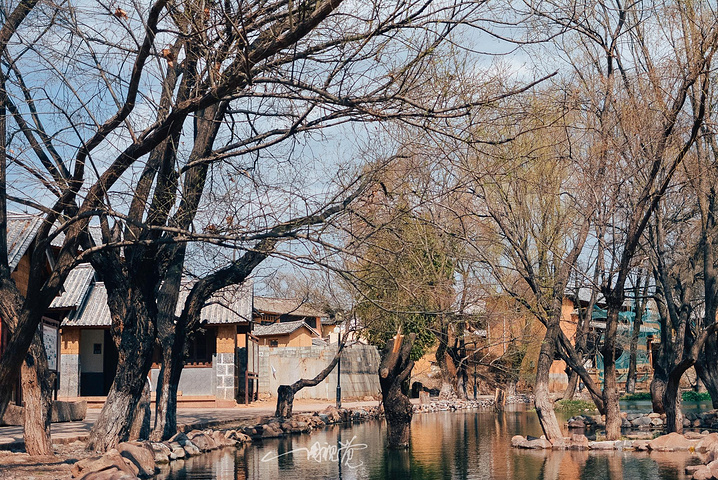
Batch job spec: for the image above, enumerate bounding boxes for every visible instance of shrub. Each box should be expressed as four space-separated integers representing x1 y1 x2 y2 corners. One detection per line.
682 391 711 402
621 392 651 401
554 399 597 413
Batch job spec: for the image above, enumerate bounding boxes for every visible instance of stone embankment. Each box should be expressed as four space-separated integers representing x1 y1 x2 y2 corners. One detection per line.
512 410 718 480
512 431 718 479
413 399 494 413
72 405 382 480
412 394 532 414
564 410 718 432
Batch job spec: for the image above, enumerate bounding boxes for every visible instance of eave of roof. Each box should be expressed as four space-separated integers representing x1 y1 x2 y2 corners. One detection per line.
253 296 323 318
49 263 94 309
253 320 321 337
63 278 253 327
7 213 43 270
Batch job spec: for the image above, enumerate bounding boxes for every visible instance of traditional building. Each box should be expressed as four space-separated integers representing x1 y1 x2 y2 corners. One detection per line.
253 296 325 331
1 213 59 405
253 320 322 347
58 275 256 406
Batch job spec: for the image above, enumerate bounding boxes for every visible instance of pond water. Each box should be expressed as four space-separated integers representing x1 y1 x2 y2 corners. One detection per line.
157 405 706 480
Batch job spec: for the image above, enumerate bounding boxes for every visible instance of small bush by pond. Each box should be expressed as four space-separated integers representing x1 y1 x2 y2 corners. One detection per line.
681 391 711 402
621 392 651 401
554 399 597 413
620 391 712 402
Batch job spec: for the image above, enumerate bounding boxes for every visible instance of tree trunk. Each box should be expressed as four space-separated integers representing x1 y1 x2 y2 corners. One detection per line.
151 342 183 441
379 333 415 449
435 323 458 399
151 256 185 442
275 385 297 418
663 368 685 433
494 388 506 412
86 292 155 451
602 304 622 440
555 330 606 414
275 343 345 418
129 377 151 441
563 370 578 401
695 339 718 408
21 333 53 456
534 321 564 445
88 389 139 452
626 313 641 394
650 366 668 414
626 277 647 395
0 307 44 420
626 340 638 394
384 381 413 449
661 328 718 433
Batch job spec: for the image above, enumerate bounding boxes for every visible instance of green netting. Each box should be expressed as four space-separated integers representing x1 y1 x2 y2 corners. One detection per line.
590 304 659 382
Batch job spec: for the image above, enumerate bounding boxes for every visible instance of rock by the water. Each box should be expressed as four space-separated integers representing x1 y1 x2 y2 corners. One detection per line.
117 441 158 478
149 442 171 464
78 466 138 480
589 441 617 450
648 432 699 452
567 434 589 450
186 431 216 451
633 440 650 451
72 450 139 479
568 419 585 429
691 460 718 480
511 435 552 449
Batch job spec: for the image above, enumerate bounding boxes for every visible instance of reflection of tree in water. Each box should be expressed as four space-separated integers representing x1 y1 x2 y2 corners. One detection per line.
158 413 698 479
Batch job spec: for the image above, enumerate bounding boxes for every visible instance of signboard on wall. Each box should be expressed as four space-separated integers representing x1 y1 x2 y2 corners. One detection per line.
42 322 59 372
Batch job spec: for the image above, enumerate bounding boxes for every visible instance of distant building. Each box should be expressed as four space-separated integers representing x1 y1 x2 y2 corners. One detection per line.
253 320 322 347
1 213 62 406
253 296 325 331
463 289 659 394
548 290 659 392
59 278 256 406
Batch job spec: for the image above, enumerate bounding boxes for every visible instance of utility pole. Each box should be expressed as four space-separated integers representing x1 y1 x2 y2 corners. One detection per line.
336 350 342 408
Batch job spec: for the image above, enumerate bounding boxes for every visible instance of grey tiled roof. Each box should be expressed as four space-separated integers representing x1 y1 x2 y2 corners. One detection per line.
175 280 252 324
7 213 43 270
253 320 321 337
49 263 95 309
253 297 324 318
566 287 606 305
50 224 103 248
63 279 252 327
63 281 111 327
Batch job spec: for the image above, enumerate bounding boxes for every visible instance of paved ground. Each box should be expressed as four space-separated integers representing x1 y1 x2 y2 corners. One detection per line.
0 399 382 451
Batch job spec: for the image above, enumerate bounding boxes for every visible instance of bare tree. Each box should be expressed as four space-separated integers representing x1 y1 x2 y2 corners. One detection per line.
379 332 415 449
275 342 345 418
523 0 718 439
0 0 503 452
453 100 596 443
647 110 718 432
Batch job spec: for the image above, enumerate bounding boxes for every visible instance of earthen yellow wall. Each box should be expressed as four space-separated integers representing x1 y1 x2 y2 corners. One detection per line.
259 329 314 347
483 296 532 358
321 324 336 338
61 328 80 355
216 325 237 353
10 255 31 297
259 335 289 347
548 297 580 388
287 329 313 347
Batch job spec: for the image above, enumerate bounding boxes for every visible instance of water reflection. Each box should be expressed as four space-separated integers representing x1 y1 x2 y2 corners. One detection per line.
157 407 702 480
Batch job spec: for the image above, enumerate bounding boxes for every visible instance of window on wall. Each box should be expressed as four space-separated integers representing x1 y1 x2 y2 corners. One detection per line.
269 339 278 347
186 328 216 366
